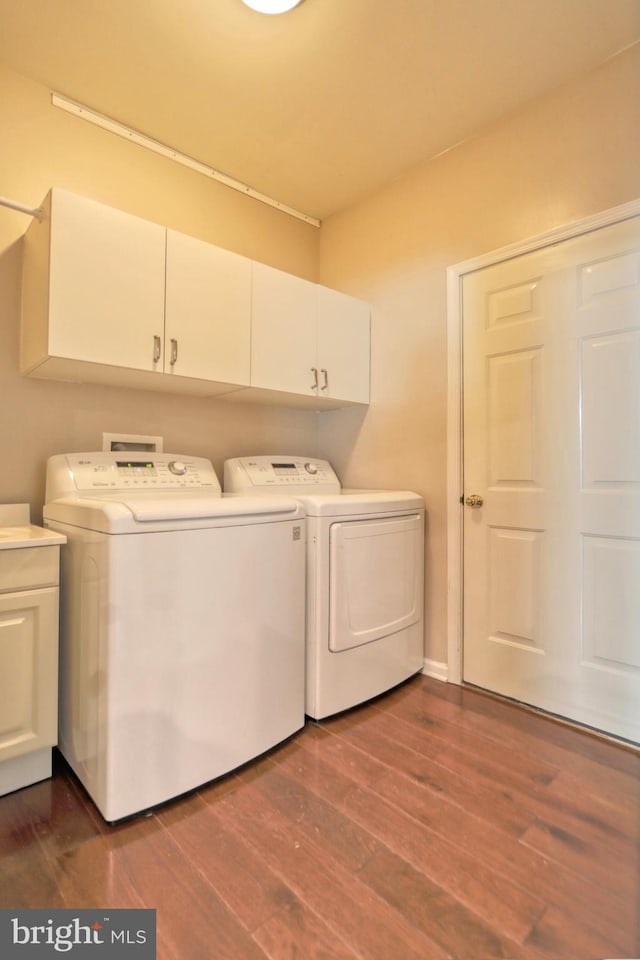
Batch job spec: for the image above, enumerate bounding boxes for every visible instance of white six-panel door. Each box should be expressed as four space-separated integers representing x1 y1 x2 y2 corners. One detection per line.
462 216 640 743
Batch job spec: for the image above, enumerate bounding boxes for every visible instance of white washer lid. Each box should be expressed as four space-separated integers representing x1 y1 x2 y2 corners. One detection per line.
44 494 303 534
295 490 424 517
120 495 297 522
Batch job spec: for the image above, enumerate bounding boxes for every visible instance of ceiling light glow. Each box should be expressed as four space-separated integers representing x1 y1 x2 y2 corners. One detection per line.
240 0 303 13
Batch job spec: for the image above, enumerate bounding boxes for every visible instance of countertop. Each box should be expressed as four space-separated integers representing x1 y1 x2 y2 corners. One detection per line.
0 503 66 550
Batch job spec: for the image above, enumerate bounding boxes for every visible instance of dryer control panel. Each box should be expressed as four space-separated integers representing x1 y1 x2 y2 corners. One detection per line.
224 456 341 496
46 452 221 500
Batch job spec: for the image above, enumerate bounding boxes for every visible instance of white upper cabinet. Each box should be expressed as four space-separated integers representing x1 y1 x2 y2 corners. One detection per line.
251 261 318 396
317 285 370 404
249 261 370 407
21 189 250 396
22 189 166 376
21 188 370 407
165 230 251 386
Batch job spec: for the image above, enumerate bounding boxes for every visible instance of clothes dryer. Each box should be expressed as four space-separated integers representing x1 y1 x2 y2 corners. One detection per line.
44 452 305 821
224 456 424 719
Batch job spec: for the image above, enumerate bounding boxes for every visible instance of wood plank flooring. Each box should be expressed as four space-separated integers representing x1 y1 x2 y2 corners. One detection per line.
1 675 638 959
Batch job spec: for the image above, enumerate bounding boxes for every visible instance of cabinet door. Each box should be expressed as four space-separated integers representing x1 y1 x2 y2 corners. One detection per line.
48 189 166 371
0 588 58 763
317 286 370 403
165 230 251 386
251 261 318 395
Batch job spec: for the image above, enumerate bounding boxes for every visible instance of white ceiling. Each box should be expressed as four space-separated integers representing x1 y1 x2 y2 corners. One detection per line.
1 0 638 221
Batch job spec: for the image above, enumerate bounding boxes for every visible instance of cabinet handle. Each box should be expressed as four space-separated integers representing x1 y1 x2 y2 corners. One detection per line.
311 367 318 391
153 335 161 364
170 338 178 367
320 368 328 391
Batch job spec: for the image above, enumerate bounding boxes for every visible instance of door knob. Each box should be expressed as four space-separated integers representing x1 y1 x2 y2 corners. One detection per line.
465 494 484 507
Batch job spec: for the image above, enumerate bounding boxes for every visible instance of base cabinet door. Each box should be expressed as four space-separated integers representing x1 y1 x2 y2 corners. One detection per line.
0 587 59 764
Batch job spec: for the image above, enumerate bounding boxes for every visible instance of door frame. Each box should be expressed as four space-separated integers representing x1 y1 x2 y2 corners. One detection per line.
445 198 640 684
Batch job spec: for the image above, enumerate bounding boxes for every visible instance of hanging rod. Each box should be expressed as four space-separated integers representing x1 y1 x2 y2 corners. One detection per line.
52 92 321 228
0 197 43 220
0 196 43 219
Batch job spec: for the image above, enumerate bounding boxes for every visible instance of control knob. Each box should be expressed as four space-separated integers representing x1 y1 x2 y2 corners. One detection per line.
305 462 319 475
168 460 187 476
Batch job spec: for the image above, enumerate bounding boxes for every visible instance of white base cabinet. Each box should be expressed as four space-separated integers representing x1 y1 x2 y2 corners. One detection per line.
21 188 370 409
0 505 65 797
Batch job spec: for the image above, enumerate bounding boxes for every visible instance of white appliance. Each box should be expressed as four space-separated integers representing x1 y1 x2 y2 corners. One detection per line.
224 456 424 719
44 452 306 821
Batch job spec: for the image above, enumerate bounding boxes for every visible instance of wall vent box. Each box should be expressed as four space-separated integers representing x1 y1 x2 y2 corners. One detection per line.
102 433 163 452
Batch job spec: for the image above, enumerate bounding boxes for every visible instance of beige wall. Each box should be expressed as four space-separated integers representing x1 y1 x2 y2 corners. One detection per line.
317 44 640 669
2 48 639 670
0 63 320 518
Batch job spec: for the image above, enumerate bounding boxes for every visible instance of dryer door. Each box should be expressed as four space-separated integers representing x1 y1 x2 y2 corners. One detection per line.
329 512 423 652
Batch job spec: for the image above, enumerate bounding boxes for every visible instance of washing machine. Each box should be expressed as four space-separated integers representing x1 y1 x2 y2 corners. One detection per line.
224 456 424 719
43 452 306 821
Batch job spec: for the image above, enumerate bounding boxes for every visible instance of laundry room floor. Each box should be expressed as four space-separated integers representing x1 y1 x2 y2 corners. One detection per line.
1 675 638 959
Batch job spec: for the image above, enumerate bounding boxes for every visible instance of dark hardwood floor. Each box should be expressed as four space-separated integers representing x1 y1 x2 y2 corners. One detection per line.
1 676 638 959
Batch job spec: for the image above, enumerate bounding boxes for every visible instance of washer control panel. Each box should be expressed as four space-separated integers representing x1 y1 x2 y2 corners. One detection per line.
224 456 341 496
46 452 221 499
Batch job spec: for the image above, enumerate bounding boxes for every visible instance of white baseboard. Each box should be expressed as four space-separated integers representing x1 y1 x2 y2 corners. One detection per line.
422 658 448 682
